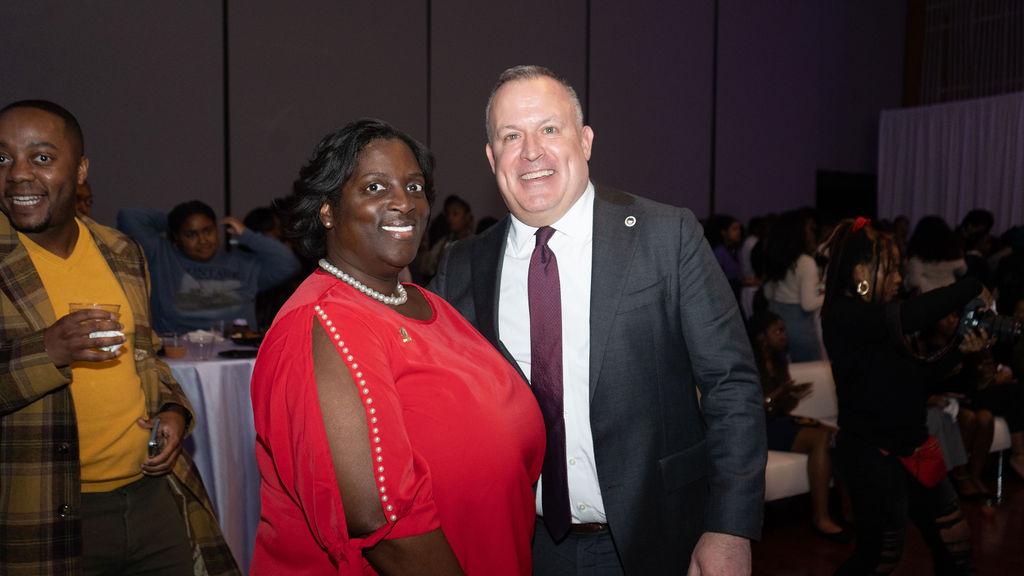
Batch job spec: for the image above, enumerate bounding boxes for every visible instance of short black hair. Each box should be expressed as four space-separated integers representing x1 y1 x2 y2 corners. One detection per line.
960 209 994 234
244 206 281 234
703 213 738 248
168 200 216 238
907 215 962 262
1 99 85 156
284 118 434 259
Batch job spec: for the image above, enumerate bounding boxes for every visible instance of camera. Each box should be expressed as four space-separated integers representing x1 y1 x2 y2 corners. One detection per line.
959 298 1022 343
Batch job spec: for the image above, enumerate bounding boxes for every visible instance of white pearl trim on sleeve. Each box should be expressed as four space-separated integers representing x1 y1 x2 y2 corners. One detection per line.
314 304 398 523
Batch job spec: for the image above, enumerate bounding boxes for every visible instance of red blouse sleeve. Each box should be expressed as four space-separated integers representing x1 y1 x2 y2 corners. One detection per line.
267 301 442 567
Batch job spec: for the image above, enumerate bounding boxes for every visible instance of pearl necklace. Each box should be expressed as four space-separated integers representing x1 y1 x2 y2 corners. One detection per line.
318 258 408 306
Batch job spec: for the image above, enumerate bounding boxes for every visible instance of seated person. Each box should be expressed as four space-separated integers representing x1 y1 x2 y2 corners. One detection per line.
748 310 846 540
117 200 300 333
916 311 995 499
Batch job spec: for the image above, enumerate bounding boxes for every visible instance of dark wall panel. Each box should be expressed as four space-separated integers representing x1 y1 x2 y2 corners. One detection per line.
589 1 714 216
0 1 223 225
815 1 906 174
715 0 906 223
2 1 907 228
716 0 822 221
429 0 588 221
229 2 428 220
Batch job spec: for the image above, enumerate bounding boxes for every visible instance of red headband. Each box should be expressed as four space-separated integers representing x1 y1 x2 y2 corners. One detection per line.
851 216 871 232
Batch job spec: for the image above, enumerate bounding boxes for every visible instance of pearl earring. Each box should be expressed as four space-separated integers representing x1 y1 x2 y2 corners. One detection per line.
323 221 332 229
856 280 870 296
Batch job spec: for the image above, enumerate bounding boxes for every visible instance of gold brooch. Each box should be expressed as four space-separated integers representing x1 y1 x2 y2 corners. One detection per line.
399 327 412 343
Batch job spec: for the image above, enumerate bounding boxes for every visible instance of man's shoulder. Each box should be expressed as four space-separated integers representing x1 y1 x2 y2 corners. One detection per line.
593 184 698 228
82 217 147 262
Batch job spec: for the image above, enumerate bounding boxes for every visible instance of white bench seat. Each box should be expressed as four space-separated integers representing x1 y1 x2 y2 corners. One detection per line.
763 360 1014 502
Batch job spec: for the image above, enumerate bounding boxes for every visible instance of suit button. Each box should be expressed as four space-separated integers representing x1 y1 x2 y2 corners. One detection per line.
57 443 70 454
58 504 71 518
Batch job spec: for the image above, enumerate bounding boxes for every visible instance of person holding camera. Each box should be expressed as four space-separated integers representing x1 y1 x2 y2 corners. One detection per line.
820 217 991 576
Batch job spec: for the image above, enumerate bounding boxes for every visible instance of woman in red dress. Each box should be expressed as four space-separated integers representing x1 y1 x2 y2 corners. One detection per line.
250 119 545 575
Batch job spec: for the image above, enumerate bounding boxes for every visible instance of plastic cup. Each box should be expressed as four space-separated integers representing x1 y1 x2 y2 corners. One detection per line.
186 332 215 361
161 332 187 359
69 303 124 353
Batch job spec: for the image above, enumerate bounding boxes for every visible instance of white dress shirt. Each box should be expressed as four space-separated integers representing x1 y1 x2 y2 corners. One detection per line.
499 182 607 523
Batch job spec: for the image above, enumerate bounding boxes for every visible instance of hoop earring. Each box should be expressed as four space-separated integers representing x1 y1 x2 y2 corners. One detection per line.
856 280 870 296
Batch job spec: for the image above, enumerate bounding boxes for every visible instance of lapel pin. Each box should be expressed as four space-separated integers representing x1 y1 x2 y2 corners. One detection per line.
399 327 412 343
624 215 637 227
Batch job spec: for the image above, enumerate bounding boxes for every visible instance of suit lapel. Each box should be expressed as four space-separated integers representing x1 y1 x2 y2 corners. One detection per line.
589 187 640 401
471 216 530 382
470 216 508 346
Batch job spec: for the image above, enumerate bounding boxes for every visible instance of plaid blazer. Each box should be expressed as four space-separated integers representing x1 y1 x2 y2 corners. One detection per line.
0 214 239 576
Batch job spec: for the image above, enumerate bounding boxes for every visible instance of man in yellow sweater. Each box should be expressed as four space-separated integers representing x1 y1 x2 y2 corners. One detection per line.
0 100 237 575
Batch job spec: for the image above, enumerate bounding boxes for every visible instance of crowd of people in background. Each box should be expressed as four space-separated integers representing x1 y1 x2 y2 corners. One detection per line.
710 206 1024 566
6 70 1024 574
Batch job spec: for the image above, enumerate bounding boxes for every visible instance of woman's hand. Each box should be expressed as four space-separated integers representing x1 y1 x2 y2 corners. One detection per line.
768 380 812 415
222 216 246 236
958 328 993 354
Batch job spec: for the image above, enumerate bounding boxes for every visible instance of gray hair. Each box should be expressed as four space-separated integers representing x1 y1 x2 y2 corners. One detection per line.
484 65 584 142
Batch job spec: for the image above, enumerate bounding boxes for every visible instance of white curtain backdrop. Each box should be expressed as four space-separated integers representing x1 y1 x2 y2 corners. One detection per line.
878 91 1024 232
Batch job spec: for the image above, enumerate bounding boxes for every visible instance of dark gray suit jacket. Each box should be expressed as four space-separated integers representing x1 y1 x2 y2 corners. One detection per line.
430 186 766 574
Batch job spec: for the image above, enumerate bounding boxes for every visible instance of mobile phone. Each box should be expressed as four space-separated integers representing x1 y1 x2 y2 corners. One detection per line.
148 417 162 457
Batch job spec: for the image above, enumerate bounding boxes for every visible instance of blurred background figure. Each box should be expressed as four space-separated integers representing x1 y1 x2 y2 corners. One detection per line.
244 203 312 329
762 208 824 362
748 310 847 541
707 213 757 302
415 194 475 283
904 215 966 295
118 200 300 333
76 179 93 216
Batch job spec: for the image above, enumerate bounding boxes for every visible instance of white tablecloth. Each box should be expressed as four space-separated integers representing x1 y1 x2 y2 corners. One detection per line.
169 354 259 574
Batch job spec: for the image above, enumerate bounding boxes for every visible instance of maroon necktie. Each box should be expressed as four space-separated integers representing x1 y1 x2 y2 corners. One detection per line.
529 226 570 540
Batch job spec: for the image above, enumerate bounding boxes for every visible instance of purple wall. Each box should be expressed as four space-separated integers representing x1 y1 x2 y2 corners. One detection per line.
1 1 906 227
716 0 907 221
589 1 715 215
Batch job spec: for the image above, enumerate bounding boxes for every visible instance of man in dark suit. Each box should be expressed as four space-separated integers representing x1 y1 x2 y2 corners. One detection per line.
430 65 766 575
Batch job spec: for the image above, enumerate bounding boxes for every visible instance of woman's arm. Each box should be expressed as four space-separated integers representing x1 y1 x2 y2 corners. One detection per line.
116 208 170 258
898 277 984 335
312 321 464 574
235 228 301 291
796 255 824 312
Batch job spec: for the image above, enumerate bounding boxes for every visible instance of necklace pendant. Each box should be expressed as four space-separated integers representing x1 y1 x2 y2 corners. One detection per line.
399 327 412 343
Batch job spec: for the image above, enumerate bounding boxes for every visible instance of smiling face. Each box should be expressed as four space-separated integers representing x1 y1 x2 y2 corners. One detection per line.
321 138 429 285
0 107 88 244
485 76 594 227
173 213 219 262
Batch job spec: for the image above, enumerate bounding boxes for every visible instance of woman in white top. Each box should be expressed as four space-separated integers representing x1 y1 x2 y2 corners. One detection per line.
904 215 967 294
762 209 824 361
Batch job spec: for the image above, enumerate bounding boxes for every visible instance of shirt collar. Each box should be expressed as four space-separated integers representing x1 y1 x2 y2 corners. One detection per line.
507 181 595 254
